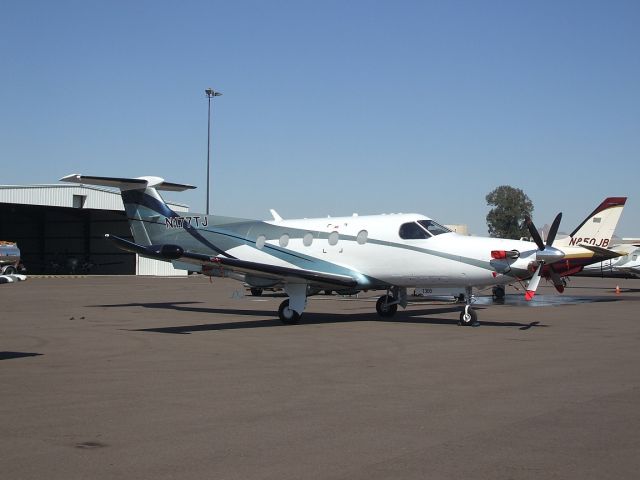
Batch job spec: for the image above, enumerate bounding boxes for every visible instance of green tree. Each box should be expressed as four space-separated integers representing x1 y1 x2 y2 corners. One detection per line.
485 186 534 239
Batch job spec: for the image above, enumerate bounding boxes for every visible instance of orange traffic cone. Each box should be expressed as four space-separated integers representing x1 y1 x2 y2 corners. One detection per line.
615 285 621 294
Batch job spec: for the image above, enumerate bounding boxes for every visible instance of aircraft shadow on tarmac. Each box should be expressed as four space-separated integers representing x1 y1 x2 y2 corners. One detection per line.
0 351 43 361
90 301 544 333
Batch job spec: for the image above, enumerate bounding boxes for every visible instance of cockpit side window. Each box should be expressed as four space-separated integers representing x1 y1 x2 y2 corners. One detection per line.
417 220 451 236
399 222 429 239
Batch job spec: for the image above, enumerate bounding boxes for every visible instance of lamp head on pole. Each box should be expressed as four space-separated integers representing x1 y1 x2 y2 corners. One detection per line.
205 88 222 98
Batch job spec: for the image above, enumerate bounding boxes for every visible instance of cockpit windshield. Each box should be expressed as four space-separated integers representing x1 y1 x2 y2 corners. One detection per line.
399 220 452 239
417 220 451 236
399 222 429 239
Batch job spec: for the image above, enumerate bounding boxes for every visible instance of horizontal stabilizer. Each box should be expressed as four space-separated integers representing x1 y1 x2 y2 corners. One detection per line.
105 235 185 260
578 244 624 260
61 174 196 191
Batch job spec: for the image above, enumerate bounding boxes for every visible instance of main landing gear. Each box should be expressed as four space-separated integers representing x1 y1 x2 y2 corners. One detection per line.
458 286 479 327
375 287 407 318
278 299 301 325
492 285 505 301
278 284 307 325
376 295 398 317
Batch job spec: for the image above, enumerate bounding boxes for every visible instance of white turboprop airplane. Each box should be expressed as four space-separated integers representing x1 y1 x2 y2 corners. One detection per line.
61 174 625 326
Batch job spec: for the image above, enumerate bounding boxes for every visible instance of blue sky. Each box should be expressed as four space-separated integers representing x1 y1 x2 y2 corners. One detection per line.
2 1 639 236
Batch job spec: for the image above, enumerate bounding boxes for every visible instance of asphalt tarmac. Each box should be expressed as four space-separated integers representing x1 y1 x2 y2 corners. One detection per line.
2 275 639 479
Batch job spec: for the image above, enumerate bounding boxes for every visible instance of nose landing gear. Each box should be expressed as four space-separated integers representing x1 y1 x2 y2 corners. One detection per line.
458 286 479 326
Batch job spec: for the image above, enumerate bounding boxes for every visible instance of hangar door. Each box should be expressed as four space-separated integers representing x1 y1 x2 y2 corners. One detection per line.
0 203 135 275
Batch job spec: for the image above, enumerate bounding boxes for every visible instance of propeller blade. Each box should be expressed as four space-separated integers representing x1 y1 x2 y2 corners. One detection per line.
546 213 563 246
548 265 565 293
525 216 545 251
525 263 544 301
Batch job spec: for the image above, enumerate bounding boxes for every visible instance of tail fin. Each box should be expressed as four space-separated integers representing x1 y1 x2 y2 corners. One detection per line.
60 174 195 246
555 197 627 249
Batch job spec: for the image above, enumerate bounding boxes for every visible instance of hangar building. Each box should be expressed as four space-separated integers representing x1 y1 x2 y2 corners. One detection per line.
0 183 188 275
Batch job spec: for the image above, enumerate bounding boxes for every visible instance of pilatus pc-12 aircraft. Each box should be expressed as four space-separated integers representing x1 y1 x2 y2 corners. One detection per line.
61 174 625 326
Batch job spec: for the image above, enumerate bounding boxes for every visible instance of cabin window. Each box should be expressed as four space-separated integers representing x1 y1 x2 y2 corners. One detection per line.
328 231 339 246
303 233 313 247
356 230 368 245
399 222 429 239
256 235 266 250
279 234 290 248
417 220 451 236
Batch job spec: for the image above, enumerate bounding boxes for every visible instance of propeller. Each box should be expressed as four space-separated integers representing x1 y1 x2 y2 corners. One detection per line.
524 213 565 301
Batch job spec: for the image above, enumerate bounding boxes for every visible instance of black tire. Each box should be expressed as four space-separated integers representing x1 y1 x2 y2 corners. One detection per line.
376 295 398 318
3 266 16 275
492 285 505 300
278 299 301 325
459 308 478 326
250 287 263 296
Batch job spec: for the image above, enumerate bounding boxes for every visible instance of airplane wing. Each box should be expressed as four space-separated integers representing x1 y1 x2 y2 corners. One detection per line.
202 256 358 287
106 234 358 288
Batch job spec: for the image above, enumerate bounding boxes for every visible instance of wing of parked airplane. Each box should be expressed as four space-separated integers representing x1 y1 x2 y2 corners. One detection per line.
105 234 359 289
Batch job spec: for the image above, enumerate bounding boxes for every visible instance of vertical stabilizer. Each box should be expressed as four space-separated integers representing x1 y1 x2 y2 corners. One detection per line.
555 197 627 249
60 174 195 246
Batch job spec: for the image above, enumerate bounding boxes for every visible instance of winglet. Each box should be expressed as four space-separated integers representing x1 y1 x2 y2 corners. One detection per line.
525 290 536 301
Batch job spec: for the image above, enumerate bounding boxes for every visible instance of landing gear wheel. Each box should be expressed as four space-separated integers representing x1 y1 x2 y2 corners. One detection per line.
3 266 16 275
459 307 478 326
278 299 301 325
376 295 398 318
250 287 263 296
492 285 505 300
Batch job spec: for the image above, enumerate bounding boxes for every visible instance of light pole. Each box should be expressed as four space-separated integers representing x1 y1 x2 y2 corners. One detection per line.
205 87 222 215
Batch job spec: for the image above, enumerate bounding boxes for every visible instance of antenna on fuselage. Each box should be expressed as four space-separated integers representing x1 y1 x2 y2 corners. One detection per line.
270 209 283 222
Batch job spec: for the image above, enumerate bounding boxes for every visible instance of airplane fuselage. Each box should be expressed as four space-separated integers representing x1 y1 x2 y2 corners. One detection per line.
160 212 539 290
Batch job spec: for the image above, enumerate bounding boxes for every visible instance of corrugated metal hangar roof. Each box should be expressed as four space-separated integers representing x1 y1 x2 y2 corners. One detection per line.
0 184 188 212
